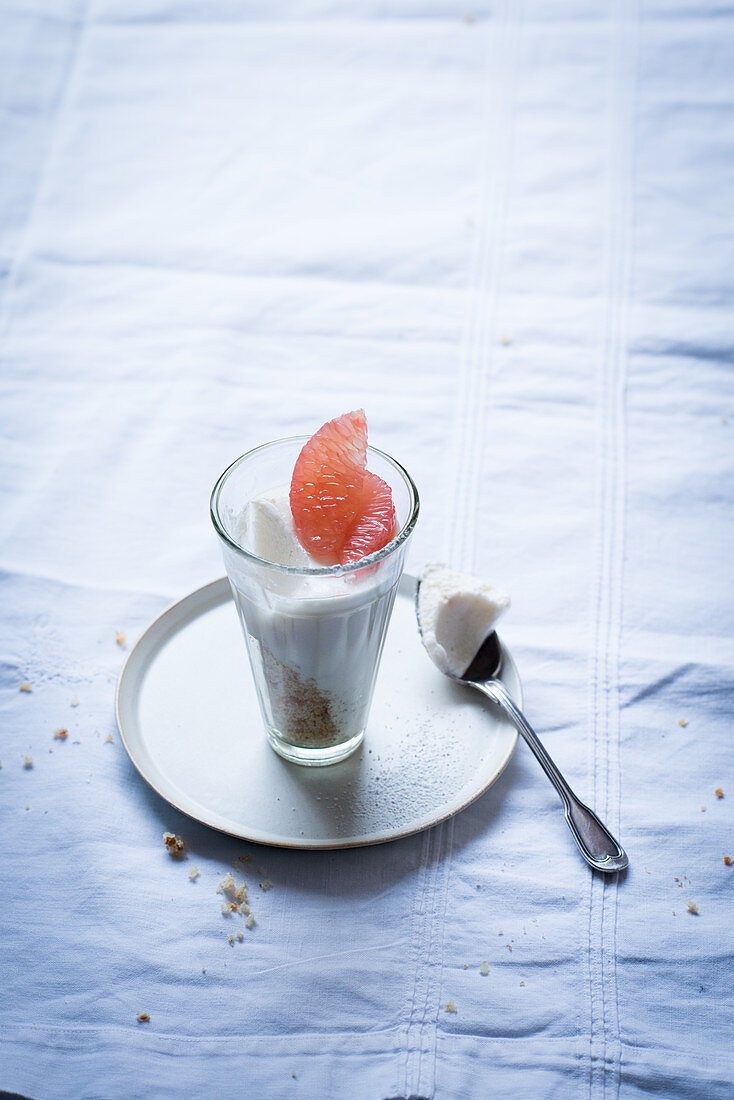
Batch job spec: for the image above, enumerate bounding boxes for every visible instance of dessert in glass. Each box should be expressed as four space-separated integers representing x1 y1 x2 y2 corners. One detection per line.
210 411 419 766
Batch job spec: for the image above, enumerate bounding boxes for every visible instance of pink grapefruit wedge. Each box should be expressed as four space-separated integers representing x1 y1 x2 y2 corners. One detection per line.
289 411 397 566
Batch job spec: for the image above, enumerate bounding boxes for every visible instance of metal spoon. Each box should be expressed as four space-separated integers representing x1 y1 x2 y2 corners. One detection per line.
429 617 628 873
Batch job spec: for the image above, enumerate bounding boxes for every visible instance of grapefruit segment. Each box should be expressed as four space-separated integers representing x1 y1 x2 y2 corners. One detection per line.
289 411 397 566
341 472 397 563
290 409 368 564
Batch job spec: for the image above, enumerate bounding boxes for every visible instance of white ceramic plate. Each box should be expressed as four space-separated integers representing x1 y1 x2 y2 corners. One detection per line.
116 574 521 849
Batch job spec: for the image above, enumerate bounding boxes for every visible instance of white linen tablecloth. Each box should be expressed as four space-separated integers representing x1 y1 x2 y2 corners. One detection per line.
1 1 732 1097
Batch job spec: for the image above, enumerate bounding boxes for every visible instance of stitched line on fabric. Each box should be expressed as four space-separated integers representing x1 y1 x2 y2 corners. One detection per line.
399 4 522 1098
0 0 94 341
587 5 638 1100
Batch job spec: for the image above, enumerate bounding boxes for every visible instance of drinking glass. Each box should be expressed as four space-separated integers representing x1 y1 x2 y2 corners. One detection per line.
211 438 419 765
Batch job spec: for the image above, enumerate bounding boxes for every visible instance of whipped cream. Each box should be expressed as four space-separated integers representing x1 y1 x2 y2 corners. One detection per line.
416 562 510 678
237 486 316 569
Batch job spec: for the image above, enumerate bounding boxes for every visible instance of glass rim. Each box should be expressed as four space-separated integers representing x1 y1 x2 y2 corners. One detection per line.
210 435 420 577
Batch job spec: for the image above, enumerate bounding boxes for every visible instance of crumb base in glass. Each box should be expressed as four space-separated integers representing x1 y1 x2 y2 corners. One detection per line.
266 727 365 766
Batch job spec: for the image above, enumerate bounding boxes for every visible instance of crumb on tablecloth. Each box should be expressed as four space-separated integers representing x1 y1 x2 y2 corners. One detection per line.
687 901 699 915
724 856 732 866
23 755 33 769
245 913 255 930
136 1012 150 1023
188 866 200 881
678 718 688 727
163 832 186 858
19 682 32 692
259 880 272 892
445 1000 457 1013
217 873 236 896
53 728 68 740
105 734 114 743
479 961 489 977
116 631 126 646
715 788 724 799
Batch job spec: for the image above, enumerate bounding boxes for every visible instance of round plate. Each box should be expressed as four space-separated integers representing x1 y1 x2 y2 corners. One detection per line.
116 574 521 849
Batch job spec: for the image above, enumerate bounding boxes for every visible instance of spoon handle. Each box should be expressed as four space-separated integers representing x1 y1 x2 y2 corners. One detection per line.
471 679 628 873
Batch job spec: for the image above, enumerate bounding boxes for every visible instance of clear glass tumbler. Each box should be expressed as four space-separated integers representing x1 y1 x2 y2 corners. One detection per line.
210 438 419 766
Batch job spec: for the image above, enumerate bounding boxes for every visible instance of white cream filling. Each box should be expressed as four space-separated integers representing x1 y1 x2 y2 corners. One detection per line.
236 486 317 569
416 562 510 678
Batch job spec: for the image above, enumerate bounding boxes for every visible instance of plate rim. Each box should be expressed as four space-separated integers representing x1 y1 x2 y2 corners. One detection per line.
115 575 521 850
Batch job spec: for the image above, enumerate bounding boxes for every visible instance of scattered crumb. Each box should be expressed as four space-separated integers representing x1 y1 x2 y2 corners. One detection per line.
105 734 114 744
19 682 32 693
724 856 732 866
228 934 234 945
242 854 253 863
259 880 272 892
70 696 79 707
116 631 126 647
239 903 250 916
500 335 512 346
221 903 233 916
479 961 489 977
25 804 30 810
498 931 503 936
701 806 707 813
291 1071 297 1079
23 755 33 769
188 866 200 881
136 1013 150 1023
715 789 724 799
644 866 651 873
445 1000 457 1013
678 718 688 727
236 931 244 942
163 832 186 858
507 944 512 952
245 914 255 930
217 873 236 896
48 748 53 754
519 980 525 986
462 964 468 970
53 728 68 741
234 883 248 903
687 901 699 915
